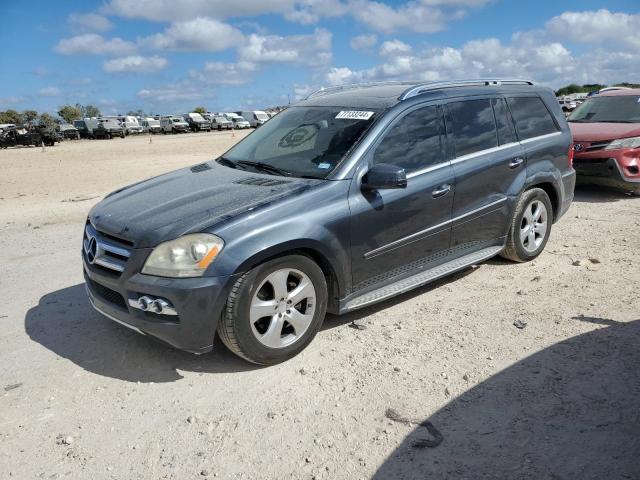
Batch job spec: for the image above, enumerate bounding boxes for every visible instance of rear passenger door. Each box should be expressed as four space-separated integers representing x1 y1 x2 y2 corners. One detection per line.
444 97 525 249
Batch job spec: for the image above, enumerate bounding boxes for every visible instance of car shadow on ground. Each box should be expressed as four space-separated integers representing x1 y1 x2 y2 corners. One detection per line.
26 268 480 383
25 284 262 383
573 184 638 203
372 317 640 479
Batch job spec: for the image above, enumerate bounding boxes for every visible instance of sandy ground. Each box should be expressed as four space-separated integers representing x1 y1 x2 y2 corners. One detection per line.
0 133 639 479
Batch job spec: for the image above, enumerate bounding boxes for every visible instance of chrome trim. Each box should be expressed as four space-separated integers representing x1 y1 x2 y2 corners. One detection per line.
400 79 534 101
128 297 178 316
87 291 146 336
519 131 562 144
83 224 132 273
450 142 520 165
406 162 450 179
364 197 507 259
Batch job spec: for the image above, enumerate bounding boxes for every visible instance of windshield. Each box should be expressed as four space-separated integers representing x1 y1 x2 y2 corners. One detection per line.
568 95 640 123
256 113 269 120
221 106 378 179
215 117 227 122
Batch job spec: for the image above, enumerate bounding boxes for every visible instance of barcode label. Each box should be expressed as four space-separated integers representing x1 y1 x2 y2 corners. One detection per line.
335 111 375 120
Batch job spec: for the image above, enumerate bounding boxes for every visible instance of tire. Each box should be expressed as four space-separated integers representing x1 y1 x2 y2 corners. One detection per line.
218 255 328 365
501 188 553 262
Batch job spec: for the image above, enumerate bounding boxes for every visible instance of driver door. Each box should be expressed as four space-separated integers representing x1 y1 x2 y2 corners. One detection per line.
348 104 455 291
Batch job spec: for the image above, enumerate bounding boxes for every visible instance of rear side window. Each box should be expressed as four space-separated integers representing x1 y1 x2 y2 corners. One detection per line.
446 99 498 157
492 98 517 145
373 105 443 173
507 96 559 140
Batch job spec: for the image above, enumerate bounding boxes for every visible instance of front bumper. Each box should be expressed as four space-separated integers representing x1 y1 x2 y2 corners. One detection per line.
83 251 235 354
573 149 640 192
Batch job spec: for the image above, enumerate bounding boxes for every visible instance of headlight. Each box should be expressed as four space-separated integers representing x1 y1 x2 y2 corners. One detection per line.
142 234 224 278
605 136 640 150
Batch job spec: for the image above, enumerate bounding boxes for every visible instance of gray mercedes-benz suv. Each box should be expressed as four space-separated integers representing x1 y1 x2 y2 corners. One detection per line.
83 79 575 364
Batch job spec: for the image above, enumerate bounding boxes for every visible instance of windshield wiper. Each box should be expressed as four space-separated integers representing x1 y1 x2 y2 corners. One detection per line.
217 156 239 168
236 160 293 177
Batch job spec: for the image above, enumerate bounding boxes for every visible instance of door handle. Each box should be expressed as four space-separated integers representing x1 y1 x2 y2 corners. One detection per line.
432 184 451 198
509 158 524 169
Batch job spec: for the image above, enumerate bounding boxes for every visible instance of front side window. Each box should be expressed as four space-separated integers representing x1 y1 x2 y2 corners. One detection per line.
447 99 498 157
507 96 559 140
568 95 640 123
222 106 377 178
372 105 443 173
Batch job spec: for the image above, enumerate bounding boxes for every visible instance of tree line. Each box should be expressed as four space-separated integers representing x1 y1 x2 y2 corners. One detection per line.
0 104 103 128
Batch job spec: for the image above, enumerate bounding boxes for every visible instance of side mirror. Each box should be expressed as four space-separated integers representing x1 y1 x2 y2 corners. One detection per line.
362 163 407 190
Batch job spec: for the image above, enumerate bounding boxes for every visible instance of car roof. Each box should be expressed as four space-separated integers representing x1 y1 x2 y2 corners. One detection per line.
599 88 640 97
297 79 538 109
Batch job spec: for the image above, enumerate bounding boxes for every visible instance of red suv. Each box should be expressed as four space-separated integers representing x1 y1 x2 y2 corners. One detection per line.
568 88 640 194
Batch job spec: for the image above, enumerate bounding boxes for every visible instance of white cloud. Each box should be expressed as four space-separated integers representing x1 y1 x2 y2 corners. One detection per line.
138 86 208 102
39 87 62 97
104 0 296 22
54 34 137 56
239 29 332 67
68 13 113 33
140 17 243 52
103 0 487 33
189 61 258 85
348 0 459 33
379 39 412 57
545 9 640 51
324 28 635 89
350 34 377 52
103 55 168 73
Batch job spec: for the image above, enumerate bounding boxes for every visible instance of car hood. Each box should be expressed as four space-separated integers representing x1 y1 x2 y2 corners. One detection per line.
89 161 321 248
569 122 640 141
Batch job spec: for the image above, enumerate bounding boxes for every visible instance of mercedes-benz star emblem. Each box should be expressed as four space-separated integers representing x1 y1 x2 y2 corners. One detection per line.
87 237 98 264
574 143 584 152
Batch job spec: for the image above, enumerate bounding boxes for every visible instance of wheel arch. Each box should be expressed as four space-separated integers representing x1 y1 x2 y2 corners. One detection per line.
229 240 345 314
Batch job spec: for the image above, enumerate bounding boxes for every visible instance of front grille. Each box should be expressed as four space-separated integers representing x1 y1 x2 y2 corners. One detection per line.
83 223 132 275
86 277 127 310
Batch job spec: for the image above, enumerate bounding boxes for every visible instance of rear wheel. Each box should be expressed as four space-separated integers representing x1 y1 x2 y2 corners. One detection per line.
501 188 553 262
218 255 328 365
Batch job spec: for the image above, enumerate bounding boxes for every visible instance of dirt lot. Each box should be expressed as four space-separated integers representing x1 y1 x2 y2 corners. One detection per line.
1 133 639 479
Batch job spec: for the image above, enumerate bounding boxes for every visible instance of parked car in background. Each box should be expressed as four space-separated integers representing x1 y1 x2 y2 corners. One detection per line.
568 88 640 194
160 116 190 134
98 118 125 138
142 117 162 134
82 79 574 364
74 118 110 139
183 112 211 132
237 110 270 127
0 125 57 148
223 112 241 122
120 116 144 135
558 99 577 112
210 115 233 130
231 116 251 129
58 123 80 140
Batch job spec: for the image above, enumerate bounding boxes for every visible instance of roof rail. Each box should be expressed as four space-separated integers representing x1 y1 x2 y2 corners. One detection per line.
306 81 417 100
399 78 535 100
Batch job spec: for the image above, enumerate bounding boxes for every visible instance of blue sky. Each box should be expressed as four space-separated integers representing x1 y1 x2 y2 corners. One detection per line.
0 0 638 115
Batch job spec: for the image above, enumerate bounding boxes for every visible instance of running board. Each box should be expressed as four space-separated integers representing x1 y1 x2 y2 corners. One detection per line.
341 246 503 312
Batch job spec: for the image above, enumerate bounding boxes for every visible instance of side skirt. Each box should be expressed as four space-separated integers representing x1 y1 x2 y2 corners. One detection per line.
339 245 504 313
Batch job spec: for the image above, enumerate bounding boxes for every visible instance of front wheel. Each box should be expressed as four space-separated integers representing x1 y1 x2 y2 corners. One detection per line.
500 188 553 262
218 255 328 365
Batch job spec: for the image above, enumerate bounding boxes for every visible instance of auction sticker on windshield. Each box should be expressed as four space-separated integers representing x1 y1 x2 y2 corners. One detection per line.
335 111 375 120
